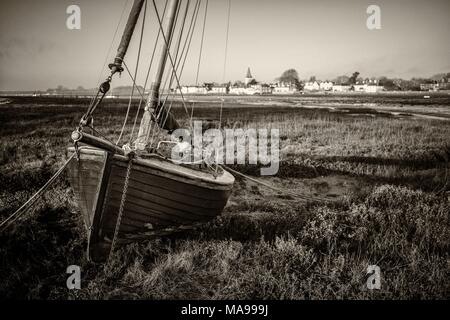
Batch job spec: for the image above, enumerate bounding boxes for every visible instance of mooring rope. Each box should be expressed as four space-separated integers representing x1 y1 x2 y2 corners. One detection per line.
223 165 330 203
0 153 76 233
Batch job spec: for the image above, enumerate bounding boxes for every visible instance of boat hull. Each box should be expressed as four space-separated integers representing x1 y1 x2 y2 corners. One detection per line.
67 147 234 262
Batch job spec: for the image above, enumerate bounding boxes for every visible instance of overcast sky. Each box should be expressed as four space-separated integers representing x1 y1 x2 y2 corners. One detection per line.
0 0 449 91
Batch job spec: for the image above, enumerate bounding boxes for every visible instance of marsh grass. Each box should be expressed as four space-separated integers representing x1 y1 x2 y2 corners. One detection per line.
0 96 449 299
65 185 449 299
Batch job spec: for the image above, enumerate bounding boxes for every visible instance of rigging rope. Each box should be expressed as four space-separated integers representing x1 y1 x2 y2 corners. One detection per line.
145 0 189 149
158 0 201 132
116 0 147 145
160 0 198 100
151 0 192 126
214 0 231 173
156 0 193 131
89 0 131 108
167 0 200 90
155 0 183 108
143 0 201 149
144 0 178 148
86 125 116 145
129 0 170 145
0 153 76 233
190 0 209 123
121 61 147 101
160 0 190 101
178 0 202 81
218 0 231 132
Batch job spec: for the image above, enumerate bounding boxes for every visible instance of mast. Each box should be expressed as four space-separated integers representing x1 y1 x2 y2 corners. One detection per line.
135 0 181 150
77 0 145 130
109 0 146 75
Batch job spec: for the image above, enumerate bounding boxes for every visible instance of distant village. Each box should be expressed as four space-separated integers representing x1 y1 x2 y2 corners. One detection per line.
3 68 450 98
177 68 450 96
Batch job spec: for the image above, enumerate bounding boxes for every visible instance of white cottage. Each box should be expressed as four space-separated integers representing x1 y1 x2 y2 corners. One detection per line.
180 86 207 94
319 81 333 91
303 81 320 91
332 84 351 92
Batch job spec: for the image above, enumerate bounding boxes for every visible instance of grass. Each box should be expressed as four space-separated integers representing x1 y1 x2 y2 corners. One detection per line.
0 95 449 299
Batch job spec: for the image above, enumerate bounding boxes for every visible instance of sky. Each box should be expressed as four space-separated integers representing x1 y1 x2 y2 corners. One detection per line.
0 0 449 91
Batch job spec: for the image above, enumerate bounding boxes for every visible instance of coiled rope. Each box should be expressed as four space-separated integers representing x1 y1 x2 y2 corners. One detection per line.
0 153 76 233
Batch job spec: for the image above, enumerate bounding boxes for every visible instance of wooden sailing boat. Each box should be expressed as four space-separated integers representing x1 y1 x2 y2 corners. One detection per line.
67 0 234 262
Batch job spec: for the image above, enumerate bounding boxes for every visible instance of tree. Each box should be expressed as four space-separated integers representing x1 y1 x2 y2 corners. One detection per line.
348 72 360 85
309 75 316 82
56 85 67 92
378 76 400 91
277 69 301 89
333 75 350 85
204 83 213 91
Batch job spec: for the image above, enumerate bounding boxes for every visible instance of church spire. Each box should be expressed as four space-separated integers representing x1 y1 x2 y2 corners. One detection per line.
246 67 252 78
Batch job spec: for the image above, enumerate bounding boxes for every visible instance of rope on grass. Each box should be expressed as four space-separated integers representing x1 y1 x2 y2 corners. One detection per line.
0 153 76 233
223 165 330 203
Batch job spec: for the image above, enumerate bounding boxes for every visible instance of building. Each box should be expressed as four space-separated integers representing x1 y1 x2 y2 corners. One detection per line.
180 86 207 94
365 85 384 93
272 82 298 94
244 67 254 86
229 83 272 95
353 84 367 92
332 84 351 92
227 68 274 95
208 86 227 94
229 86 254 95
273 86 292 94
421 76 450 91
438 76 450 90
303 81 320 91
319 81 333 91
347 83 384 93
259 83 272 94
420 83 439 91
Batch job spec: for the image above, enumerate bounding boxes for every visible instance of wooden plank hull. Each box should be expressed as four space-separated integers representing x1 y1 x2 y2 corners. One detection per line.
67 147 234 262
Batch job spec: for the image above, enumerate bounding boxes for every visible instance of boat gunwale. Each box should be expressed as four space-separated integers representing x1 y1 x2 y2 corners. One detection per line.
68 146 235 187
